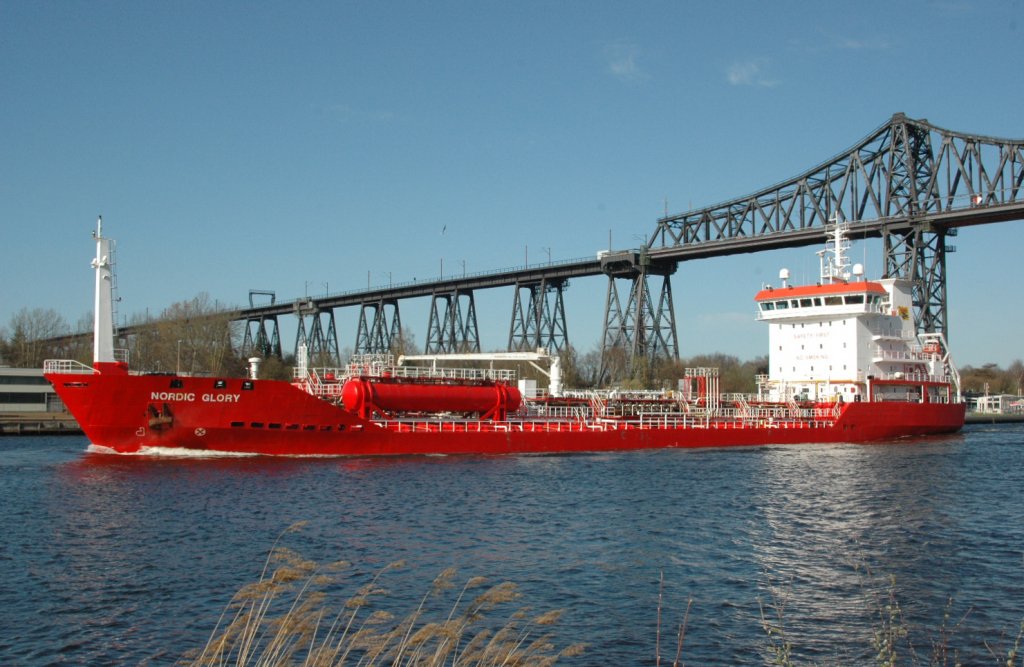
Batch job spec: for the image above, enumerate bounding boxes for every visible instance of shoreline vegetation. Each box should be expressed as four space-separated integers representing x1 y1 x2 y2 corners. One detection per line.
182 523 1023 667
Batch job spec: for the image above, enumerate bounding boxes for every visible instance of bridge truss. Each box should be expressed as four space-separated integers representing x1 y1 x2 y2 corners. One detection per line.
189 114 1024 385
649 113 1024 339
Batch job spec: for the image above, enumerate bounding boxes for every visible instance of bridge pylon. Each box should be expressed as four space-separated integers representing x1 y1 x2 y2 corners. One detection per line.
354 299 403 354
241 290 283 359
294 298 340 365
425 289 480 353
507 278 569 353
597 249 678 384
879 115 955 338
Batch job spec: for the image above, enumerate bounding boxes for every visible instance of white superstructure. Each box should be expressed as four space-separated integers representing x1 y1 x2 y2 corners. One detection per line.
755 221 960 404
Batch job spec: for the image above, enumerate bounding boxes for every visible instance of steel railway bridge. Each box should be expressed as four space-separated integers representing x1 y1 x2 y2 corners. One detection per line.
225 113 1023 377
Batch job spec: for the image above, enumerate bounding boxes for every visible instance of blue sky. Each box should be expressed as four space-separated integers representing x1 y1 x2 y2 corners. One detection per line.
2 0 1022 368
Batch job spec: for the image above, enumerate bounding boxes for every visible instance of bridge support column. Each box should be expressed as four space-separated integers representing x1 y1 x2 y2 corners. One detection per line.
597 250 678 385
294 299 340 365
354 299 403 354
883 225 952 339
241 290 283 359
879 118 952 340
241 316 282 359
425 290 480 353
507 278 568 353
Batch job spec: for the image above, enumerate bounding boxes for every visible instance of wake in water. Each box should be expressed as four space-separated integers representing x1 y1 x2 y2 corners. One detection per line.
86 443 258 458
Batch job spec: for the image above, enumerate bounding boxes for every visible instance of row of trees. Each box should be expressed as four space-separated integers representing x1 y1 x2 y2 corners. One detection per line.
2 298 1021 394
959 361 1024 396
0 294 247 376
0 307 87 368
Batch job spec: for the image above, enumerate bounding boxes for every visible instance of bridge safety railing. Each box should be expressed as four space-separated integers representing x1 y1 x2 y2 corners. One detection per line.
309 254 599 302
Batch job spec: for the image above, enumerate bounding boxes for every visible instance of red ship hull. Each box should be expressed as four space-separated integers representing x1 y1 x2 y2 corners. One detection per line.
46 369 966 457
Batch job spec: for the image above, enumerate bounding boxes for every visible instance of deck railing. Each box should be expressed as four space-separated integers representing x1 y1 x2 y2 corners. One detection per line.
42 359 96 374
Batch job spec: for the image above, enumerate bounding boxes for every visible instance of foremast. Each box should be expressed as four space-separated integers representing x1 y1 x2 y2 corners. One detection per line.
91 216 125 372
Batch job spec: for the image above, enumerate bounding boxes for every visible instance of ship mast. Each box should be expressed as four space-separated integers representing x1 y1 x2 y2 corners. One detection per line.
818 216 853 285
92 216 116 365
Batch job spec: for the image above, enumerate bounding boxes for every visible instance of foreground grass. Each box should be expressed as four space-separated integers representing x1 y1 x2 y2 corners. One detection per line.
182 523 1023 666
178 522 585 666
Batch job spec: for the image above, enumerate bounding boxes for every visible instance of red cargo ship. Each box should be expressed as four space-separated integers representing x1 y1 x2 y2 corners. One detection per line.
45 219 965 456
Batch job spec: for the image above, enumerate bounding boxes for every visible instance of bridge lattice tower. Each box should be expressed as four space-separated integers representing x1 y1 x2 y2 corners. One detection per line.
241 290 282 359
598 250 678 384
425 289 480 353
354 299 403 354
294 298 340 365
507 278 569 353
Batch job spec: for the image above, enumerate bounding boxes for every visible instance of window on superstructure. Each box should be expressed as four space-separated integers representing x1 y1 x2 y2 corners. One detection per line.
824 296 842 306
761 302 775 311
844 295 865 304
814 298 822 306
800 298 813 307
776 301 788 309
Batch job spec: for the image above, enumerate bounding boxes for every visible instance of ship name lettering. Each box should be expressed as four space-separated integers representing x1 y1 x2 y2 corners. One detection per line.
150 391 196 402
201 393 241 403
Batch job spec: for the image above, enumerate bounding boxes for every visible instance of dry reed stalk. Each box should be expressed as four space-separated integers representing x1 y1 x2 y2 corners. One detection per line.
181 525 575 667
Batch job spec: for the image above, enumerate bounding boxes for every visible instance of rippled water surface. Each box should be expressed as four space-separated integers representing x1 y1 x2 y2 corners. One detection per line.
2 426 1023 665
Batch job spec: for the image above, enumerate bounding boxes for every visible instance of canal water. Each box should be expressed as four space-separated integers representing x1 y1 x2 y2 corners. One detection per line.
1 426 1022 665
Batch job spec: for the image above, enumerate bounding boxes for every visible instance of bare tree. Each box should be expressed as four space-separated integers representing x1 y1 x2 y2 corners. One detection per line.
128 294 243 375
2 308 70 367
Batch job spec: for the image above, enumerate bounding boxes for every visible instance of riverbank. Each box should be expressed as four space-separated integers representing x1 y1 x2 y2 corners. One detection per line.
0 411 81 435
965 412 1024 424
